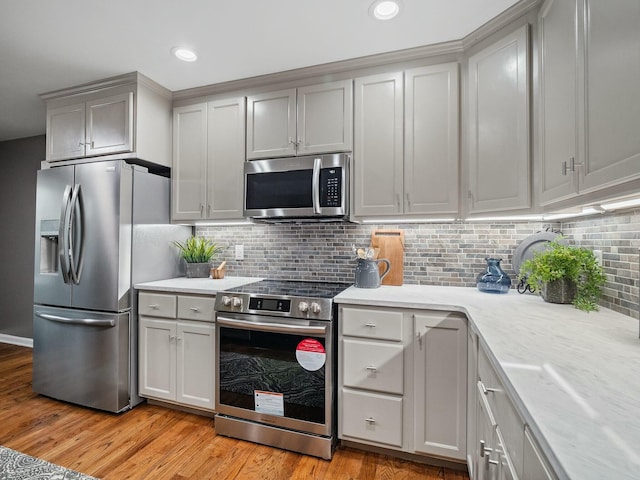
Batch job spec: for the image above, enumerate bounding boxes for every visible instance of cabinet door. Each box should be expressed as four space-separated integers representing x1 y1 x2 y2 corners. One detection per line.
405 63 459 215
523 427 557 480
85 92 133 157
206 97 246 219
539 0 579 205
139 317 176 401
353 72 404 216
176 320 215 410
246 88 296 159
467 330 479 477
580 0 640 193
46 102 86 161
468 25 530 214
413 312 467 460
172 103 207 220
476 382 499 480
297 80 353 155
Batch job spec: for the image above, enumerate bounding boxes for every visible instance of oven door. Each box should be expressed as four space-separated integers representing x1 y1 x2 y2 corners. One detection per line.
243 154 348 219
215 313 334 436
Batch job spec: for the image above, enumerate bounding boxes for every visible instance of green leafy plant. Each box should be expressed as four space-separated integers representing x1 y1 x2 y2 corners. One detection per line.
518 239 606 311
173 236 223 264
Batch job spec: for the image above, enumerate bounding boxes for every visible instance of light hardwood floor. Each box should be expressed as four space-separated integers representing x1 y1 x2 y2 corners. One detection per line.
0 343 469 479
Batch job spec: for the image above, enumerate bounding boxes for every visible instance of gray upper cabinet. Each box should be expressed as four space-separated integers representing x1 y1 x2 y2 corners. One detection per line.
467 25 530 215
47 92 133 162
540 0 640 205
172 97 246 221
580 0 640 194
539 0 579 205
354 63 459 218
246 80 353 160
42 72 172 167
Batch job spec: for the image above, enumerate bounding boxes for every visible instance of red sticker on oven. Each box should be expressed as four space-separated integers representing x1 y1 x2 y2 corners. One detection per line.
296 338 326 371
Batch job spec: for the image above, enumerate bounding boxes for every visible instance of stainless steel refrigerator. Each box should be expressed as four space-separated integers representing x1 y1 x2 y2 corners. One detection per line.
33 160 190 413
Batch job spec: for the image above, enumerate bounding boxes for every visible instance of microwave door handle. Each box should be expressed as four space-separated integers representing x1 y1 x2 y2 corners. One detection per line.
312 157 322 214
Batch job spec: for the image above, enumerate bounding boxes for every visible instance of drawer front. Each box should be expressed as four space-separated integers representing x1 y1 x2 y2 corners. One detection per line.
138 292 177 318
341 388 403 447
343 339 403 394
479 347 524 477
177 295 216 322
341 307 403 341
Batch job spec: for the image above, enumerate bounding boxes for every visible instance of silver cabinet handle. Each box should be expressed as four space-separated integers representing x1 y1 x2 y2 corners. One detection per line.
480 440 493 457
561 160 568 176
365 365 377 372
190 307 201 312
480 382 498 395
147 304 159 309
365 417 376 424
365 322 376 328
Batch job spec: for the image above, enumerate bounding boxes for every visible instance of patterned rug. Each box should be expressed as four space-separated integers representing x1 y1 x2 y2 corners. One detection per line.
0 446 98 480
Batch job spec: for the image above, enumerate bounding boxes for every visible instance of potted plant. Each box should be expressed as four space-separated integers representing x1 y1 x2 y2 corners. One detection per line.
173 236 223 278
518 239 606 311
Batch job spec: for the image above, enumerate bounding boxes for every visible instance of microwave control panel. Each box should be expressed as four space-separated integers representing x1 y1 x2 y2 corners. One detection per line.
320 167 342 207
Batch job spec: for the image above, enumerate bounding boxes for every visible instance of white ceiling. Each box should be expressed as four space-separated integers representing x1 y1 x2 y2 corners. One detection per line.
0 0 520 142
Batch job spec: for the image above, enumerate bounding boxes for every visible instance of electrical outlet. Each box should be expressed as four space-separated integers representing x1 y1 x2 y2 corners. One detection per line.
235 244 244 260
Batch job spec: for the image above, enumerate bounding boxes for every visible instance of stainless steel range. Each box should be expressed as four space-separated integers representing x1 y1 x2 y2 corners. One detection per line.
213 280 350 459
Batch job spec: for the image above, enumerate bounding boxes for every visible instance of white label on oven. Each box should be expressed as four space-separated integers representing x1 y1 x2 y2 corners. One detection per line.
254 390 284 416
296 338 326 371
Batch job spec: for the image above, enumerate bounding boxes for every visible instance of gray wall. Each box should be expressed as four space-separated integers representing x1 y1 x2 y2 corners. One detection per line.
0 135 44 338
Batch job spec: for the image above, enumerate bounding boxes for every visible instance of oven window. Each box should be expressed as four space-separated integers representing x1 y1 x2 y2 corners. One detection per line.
218 326 326 424
245 170 313 210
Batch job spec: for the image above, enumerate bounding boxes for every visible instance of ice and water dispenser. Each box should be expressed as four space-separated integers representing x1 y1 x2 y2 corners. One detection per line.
39 219 59 274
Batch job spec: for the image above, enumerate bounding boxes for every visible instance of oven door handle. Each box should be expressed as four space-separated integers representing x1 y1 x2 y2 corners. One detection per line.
217 316 327 336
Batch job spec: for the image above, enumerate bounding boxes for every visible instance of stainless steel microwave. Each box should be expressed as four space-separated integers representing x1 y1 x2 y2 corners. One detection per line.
244 153 350 222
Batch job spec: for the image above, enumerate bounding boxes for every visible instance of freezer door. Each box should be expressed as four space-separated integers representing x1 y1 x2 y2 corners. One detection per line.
71 161 132 311
34 166 74 307
33 305 131 412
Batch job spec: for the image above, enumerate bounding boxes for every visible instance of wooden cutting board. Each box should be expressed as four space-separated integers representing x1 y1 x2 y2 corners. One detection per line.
371 229 405 286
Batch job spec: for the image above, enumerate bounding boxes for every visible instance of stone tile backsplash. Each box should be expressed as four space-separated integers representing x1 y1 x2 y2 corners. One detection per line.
197 210 640 320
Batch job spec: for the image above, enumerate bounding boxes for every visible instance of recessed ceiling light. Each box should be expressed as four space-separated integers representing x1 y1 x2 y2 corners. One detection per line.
171 47 198 62
369 0 401 20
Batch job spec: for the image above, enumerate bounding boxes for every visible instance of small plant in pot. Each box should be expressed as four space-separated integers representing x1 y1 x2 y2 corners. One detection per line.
173 236 223 278
518 239 606 312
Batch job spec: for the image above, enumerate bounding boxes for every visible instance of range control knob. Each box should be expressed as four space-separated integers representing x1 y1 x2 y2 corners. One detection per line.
232 297 243 308
221 296 232 307
310 302 321 314
298 301 309 313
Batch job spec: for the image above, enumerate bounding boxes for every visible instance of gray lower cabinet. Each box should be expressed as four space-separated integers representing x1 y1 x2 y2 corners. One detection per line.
138 292 216 411
338 305 467 461
471 342 558 480
539 0 640 206
467 24 530 215
172 97 246 221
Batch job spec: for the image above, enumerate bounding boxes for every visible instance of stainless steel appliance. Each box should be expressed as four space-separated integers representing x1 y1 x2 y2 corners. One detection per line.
243 153 350 222
214 280 351 459
33 160 189 413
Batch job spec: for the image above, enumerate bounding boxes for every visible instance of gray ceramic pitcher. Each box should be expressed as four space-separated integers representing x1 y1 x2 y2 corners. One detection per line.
354 258 391 288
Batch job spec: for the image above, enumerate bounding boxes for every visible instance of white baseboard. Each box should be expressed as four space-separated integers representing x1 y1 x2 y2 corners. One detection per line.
0 334 33 348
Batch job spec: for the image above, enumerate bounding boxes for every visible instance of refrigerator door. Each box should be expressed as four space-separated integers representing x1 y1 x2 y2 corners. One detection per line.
33 305 130 412
71 161 132 312
34 165 74 307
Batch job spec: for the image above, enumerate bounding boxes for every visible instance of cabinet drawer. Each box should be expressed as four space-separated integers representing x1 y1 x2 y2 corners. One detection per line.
138 293 176 318
478 346 524 477
343 339 403 394
177 295 216 322
341 388 403 447
341 307 403 341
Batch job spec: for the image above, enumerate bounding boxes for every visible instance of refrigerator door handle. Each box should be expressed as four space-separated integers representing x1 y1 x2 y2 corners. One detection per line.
35 311 116 328
68 184 85 285
58 185 73 284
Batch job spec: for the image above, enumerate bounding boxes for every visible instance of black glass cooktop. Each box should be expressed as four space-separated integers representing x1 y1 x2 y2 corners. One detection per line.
225 280 352 299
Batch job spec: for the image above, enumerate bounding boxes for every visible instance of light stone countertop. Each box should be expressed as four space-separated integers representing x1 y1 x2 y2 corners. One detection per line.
134 276 263 295
335 285 640 480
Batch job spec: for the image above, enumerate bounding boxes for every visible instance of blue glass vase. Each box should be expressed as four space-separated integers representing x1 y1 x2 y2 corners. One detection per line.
476 258 512 294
